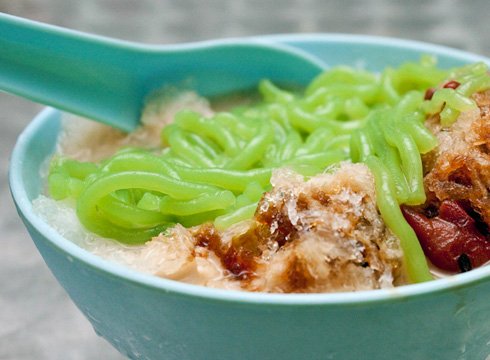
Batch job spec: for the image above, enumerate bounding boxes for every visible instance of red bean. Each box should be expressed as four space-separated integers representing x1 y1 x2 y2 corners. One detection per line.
402 200 490 272
424 81 460 102
443 80 461 89
424 88 436 100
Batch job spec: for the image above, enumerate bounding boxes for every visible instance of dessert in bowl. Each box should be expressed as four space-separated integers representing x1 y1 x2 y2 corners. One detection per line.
9 34 490 359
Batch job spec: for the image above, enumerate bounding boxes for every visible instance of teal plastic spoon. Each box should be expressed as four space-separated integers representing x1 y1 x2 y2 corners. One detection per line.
0 13 325 132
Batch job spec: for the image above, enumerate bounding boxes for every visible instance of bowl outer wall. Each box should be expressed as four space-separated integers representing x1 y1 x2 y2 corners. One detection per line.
9 34 490 360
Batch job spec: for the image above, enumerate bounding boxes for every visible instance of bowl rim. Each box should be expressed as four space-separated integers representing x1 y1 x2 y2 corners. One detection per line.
9 33 490 306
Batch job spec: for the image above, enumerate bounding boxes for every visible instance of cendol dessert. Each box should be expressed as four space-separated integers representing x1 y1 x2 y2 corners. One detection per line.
33 56 490 293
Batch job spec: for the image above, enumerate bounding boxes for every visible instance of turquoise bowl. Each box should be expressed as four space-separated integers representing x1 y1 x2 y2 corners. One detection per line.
9 35 490 360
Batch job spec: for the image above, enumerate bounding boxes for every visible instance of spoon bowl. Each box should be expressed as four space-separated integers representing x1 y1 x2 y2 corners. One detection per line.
0 13 325 132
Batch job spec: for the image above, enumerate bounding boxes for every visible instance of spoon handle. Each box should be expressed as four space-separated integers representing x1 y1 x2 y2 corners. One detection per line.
0 13 142 131
0 13 325 132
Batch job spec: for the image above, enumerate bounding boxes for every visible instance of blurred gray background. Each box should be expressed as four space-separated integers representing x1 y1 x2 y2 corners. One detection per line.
1 1 490 359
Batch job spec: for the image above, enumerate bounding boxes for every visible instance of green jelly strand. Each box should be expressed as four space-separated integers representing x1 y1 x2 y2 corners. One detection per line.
366 113 410 203
173 166 272 193
214 203 257 231
349 129 373 163
382 124 426 205
100 151 179 178
149 190 236 216
161 124 216 167
366 156 432 283
259 79 295 104
175 110 240 157
396 114 438 154
225 121 274 170
97 194 173 229
76 171 221 243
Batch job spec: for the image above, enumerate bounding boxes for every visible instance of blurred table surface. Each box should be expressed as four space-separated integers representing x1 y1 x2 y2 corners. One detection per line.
2 1 490 359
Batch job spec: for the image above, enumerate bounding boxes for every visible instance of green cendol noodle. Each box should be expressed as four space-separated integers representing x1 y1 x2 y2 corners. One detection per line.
47 56 490 284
